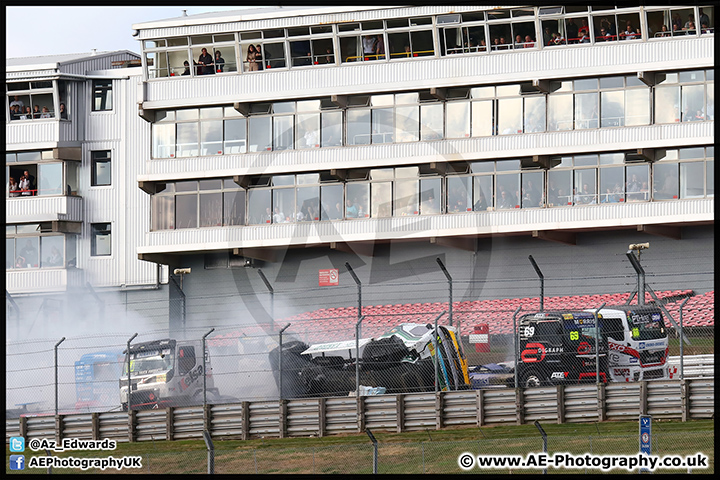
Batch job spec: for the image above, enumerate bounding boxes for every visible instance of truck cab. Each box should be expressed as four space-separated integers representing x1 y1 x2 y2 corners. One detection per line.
516 311 608 387
119 339 217 410
590 306 669 382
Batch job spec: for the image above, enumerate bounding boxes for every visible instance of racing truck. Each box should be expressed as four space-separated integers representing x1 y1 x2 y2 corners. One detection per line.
120 338 219 410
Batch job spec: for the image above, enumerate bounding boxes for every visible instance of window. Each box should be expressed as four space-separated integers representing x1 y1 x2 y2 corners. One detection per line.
91 151 111 186
91 223 111 256
92 80 112 111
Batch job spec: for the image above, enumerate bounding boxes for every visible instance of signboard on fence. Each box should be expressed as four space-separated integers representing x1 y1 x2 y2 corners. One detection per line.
639 414 651 473
469 324 490 352
319 269 339 286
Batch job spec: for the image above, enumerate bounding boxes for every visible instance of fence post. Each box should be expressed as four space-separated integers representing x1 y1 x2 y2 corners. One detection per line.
202 328 215 409
435 391 443 430
19 416 28 440
279 399 287 439
166 407 174 441
597 383 607 422
318 397 326 437
356 315 366 397
476 389 484 427
278 323 291 400
678 297 689 379
241 401 250 441
203 403 212 433
396 394 404 433
512 306 522 389
125 333 138 411
127 409 137 442
357 395 366 433
202 430 215 474
534 421 548 475
55 414 63 444
680 378 688 422
54 337 66 418
516 387 525 425
556 385 565 424
639 381 648 416
592 303 606 385
528 255 544 311
91 412 100 440
436 258 453 326
257 269 275 331
366 428 378 475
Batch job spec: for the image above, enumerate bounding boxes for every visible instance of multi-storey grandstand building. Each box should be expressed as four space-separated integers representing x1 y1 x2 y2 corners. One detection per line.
6 6 714 339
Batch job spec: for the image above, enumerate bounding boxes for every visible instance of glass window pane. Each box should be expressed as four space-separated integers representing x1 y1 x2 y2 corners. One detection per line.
92 151 111 186
395 179 418 215
625 89 650 125
600 166 624 203
681 84 705 122
38 163 63 196
371 182 392 217
151 195 174 230
214 45 236 73
153 123 176 158
706 160 713 196
7 238 15 269
371 108 394 144
321 111 343 147
472 100 494 137
176 123 199 157
16 237 40 267
421 104 444 140
521 171 544 208
625 164 649 202
199 192 222 227
321 184 344 220
498 98 522 135
200 120 223 155
548 94 573 131
548 170 572 206
395 106 419 142
680 162 704 198
273 115 294 151
297 113 320 149
446 102 470 138
346 183 369 218
575 93 599 129
653 163 679 200
706 82 714 120
347 108 371 145
419 178 442 214
654 86 681 123
223 189 246 226
496 174 519 209
248 116 272 152
573 169 597 205
224 118 247 154
272 189 295 223
523 96 545 133
296 186 320 221
248 189 272 224
175 194 198 229
601 90 624 127
448 176 472 213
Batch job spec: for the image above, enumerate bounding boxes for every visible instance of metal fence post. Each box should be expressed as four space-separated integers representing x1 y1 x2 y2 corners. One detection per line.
356 315 366 396
366 428 378 474
436 258 453 326
125 333 138 410
678 297 689 379
534 420 548 475
345 262 362 334
202 430 214 474
512 306 522 389
54 337 65 417
278 323 291 400
202 328 215 409
257 269 275 331
431 311 446 393
528 255 544 311
593 303 606 384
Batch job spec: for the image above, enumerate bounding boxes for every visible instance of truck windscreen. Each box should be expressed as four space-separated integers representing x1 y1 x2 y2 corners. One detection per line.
627 311 666 340
123 348 173 375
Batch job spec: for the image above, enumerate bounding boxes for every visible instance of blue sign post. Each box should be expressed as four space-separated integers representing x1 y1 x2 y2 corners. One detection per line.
639 414 651 473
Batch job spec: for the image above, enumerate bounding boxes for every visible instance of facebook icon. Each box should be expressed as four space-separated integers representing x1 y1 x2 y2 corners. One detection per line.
10 455 25 470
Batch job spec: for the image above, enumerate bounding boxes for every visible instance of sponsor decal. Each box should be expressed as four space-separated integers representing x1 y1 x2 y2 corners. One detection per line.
577 342 592 355
551 371 568 379
179 364 204 391
570 331 579 341
613 368 630 377
521 343 545 363
523 326 535 338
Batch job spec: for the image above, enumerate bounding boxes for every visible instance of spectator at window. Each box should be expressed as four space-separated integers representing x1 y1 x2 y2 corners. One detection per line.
601 187 618 203
255 45 264 69
600 17 615 37
9 104 20 120
15 256 27 269
197 47 214 75
624 24 638 40
543 26 552 45
18 239 38 267
684 14 696 30
272 206 286 223
672 12 682 31
19 175 32 196
182 60 191 75
33 105 41 119
40 106 52 118
626 174 642 201
693 109 705 121
578 18 590 37
658 25 671 37
363 35 377 59
8 177 19 197
375 34 385 59
215 50 225 73
524 35 535 47
566 18 579 43
59 103 68 119
46 246 63 267
497 187 516 209
321 47 334 63
246 45 259 71
578 31 590 43
514 34 524 48
10 95 24 110
498 36 509 50
474 190 488 211
22 106 34 119
345 198 358 218
699 9 710 29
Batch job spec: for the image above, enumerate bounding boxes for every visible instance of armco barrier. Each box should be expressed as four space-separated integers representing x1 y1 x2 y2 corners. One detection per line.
6 378 714 444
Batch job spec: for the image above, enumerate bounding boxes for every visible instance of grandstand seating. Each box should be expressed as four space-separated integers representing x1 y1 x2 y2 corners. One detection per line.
208 289 713 346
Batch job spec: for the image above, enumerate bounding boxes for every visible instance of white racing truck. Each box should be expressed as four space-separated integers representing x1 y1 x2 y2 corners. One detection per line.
120 338 219 410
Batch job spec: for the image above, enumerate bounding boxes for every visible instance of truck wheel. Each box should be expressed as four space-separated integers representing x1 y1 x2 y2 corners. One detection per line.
522 371 542 388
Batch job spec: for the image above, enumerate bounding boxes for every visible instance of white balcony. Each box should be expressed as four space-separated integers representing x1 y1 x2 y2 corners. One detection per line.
6 195 83 224
138 198 713 256
6 267 85 295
